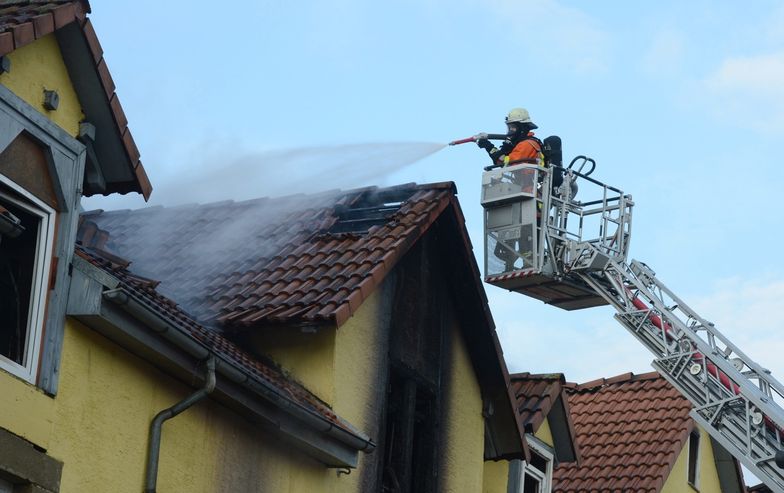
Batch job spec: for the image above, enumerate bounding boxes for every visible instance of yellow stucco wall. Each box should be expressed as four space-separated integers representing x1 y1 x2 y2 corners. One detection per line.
0 34 84 136
332 290 383 426
331 291 387 491
251 288 405 491
534 416 555 448
0 318 375 493
483 460 510 493
0 369 56 448
661 426 724 493
250 288 385 416
250 326 336 404
442 321 486 493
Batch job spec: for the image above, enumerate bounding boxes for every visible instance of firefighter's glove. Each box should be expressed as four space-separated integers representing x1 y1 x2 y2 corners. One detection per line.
476 139 494 151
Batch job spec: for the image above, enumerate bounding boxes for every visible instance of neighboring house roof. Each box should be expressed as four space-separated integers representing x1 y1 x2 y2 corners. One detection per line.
512 372 566 433
554 371 744 492
0 0 151 199
511 372 579 463
76 181 528 461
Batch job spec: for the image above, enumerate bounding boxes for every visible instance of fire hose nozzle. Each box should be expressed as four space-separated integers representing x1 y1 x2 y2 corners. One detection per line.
448 135 478 146
448 132 505 146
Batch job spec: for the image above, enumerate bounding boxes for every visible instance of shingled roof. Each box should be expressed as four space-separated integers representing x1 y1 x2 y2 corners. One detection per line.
511 372 566 434
80 182 456 330
553 372 694 492
0 0 152 199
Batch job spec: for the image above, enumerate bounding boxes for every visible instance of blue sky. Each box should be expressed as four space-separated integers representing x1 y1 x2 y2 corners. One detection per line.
84 0 784 387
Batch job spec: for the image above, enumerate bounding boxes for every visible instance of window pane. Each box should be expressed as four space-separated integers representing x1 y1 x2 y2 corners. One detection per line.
531 450 547 472
523 472 541 493
0 198 39 364
687 430 700 485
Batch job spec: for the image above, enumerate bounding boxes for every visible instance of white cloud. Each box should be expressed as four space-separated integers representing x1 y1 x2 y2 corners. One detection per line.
707 53 784 94
701 51 784 133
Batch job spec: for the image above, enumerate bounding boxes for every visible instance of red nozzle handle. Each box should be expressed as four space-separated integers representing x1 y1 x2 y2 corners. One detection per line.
448 136 477 146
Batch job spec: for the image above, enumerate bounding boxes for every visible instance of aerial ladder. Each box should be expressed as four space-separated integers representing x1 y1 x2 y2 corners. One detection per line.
478 156 784 491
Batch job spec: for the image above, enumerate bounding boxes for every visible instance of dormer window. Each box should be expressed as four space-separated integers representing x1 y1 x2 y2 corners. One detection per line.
509 436 555 493
0 177 55 383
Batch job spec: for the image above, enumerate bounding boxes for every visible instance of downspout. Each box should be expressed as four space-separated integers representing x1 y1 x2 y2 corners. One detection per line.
144 356 216 493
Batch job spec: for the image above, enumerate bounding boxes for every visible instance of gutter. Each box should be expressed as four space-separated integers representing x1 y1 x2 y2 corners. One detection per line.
102 288 376 455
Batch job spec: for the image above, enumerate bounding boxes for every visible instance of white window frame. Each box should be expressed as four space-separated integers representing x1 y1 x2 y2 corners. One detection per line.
0 173 55 384
517 435 555 493
522 465 547 493
687 429 701 490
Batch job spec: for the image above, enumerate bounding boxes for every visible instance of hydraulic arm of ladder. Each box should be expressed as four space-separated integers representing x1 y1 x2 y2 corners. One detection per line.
481 161 784 490
568 249 784 491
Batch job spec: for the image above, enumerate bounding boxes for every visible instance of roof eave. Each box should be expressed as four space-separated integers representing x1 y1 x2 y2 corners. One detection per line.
55 19 152 200
0 2 151 200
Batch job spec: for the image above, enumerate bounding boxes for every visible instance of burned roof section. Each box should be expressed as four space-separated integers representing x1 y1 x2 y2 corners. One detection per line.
326 186 416 235
79 182 456 331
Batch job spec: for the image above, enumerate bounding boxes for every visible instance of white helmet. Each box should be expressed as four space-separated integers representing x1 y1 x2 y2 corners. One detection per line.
505 107 535 127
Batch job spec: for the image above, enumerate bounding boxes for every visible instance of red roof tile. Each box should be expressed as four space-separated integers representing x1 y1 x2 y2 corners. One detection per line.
510 372 565 434
0 2 87 52
74 244 366 441
0 1 151 200
79 183 455 331
553 372 693 493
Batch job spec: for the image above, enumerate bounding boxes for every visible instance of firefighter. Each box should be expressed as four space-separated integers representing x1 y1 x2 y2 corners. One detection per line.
476 107 542 168
477 108 544 271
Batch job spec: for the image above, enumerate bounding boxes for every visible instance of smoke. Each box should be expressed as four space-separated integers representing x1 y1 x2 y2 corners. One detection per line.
88 141 447 322
154 141 446 205
97 189 342 320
